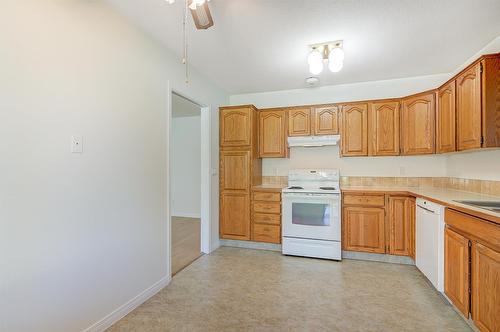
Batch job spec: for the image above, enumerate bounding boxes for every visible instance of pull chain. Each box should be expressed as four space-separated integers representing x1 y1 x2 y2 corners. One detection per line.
183 0 189 83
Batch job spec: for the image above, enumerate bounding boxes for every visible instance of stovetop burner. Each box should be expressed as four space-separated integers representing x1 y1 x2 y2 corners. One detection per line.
320 187 337 190
288 186 304 190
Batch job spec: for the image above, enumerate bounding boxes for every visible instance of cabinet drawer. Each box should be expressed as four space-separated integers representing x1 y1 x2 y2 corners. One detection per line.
343 193 385 207
253 202 281 214
252 224 281 244
253 191 281 202
253 213 281 225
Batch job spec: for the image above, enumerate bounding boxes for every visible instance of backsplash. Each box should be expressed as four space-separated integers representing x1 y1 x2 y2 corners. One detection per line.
262 176 500 196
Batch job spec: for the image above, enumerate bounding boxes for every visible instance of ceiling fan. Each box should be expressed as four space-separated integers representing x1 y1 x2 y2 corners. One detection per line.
166 0 214 83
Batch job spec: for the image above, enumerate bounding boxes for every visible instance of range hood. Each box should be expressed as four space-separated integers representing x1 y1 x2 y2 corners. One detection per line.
287 135 340 147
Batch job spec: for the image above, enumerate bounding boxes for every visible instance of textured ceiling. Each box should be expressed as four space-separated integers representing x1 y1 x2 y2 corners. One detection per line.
106 0 500 94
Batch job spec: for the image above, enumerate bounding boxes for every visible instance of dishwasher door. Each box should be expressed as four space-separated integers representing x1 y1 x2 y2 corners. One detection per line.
415 198 445 292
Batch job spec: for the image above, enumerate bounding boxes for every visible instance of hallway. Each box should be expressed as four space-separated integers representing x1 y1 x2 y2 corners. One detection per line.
171 216 202 275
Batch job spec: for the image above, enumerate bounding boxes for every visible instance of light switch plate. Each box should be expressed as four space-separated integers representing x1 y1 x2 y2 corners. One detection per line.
71 135 83 153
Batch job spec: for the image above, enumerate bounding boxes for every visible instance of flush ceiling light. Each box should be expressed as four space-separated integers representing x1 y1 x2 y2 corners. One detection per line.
308 40 344 75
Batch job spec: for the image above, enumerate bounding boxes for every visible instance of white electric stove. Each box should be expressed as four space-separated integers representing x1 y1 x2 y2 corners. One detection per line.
281 169 341 260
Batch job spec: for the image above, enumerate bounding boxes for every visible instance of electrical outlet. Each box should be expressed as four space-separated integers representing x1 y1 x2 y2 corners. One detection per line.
71 136 83 153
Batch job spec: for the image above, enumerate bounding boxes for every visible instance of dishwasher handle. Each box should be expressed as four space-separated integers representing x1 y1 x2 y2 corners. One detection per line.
417 204 436 214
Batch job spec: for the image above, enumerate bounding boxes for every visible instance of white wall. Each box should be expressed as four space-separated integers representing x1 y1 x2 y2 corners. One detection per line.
171 116 201 217
446 149 500 181
0 1 226 331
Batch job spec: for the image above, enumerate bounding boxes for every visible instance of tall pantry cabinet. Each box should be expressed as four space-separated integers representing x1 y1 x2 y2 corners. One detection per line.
219 105 262 240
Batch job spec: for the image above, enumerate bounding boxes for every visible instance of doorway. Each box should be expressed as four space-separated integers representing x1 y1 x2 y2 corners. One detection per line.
169 92 206 275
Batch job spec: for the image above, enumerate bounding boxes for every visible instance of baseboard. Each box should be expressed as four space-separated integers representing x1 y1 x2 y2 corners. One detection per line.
171 212 201 219
342 250 415 265
84 275 171 332
220 239 282 252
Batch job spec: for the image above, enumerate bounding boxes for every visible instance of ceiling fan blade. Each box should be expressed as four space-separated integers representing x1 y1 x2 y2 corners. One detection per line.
189 1 214 30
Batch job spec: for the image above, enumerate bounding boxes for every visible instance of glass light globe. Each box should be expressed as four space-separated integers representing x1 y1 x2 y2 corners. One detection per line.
329 47 344 63
328 59 343 73
307 49 323 66
309 61 324 75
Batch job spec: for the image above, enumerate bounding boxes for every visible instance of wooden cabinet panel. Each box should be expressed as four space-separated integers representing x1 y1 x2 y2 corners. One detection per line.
252 224 281 243
369 101 400 156
253 202 281 214
341 103 369 156
388 196 413 256
220 193 250 240
253 213 280 225
312 106 339 135
259 110 287 158
343 193 385 207
437 80 457 153
252 191 281 202
220 150 250 192
457 63 482 151
220 107 252 147
444 227 470 317
401 92 435 155
472 242 500 332
288 108 311 136
343 207 385 253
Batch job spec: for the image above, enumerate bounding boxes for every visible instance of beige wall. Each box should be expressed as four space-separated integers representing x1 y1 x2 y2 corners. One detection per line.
446 149 500 181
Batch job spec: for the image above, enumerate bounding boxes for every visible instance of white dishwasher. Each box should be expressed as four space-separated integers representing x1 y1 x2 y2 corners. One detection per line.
415 198 445 292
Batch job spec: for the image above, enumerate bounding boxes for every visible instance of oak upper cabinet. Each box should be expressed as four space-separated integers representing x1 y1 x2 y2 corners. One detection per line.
220 106 253 147
401 91 436 155
436 80 456 153
444 227 470 317
312 105 339 135
471 242 500 332
456 62 481 151
368 100 400 156
341 103 368 156
288 107 311 136
343 206 385 253
388 196 414 256
259 110 288 158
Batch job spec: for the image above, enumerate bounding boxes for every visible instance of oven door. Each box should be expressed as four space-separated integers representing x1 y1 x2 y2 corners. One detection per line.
282 193 341 241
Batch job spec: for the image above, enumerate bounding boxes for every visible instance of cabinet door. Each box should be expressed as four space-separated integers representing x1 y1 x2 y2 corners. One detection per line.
401 92 435 155
472 242 500 332
436 80 456 153
312 106 339 135
220 193 250 240
369 101 400 156
341 103 368 156
388 196 413 256
444 227 470 317
288 108 311 136
259 110 287 158
220 107 252 147
220 150 250 192
343 206 385 253
457 63 482 151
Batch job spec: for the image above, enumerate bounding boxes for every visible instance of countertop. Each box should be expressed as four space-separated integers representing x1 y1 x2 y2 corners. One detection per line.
342 186 500 225
252 184 286 192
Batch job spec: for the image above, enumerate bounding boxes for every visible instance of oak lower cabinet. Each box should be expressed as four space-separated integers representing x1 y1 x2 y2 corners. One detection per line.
444 226 470 317
219 106 262 241
341 103 369 156
401 91 435 155
388 196 414 256
251 189 281 244
444 208 500 332
342 192 415 258
343 206 385 253
259 109 288 158
472 243 500 332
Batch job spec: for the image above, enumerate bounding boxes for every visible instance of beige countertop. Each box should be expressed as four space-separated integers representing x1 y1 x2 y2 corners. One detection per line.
342 186 500 225
252 184 286 192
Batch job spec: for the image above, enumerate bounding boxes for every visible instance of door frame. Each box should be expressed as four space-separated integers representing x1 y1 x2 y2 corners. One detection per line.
167 85 212 278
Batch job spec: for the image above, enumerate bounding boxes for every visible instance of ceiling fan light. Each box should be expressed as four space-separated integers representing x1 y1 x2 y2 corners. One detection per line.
309 61 324 75
328 59 343 73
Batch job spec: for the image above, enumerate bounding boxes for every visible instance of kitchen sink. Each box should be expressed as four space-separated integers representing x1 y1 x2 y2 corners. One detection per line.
453 200 500 213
